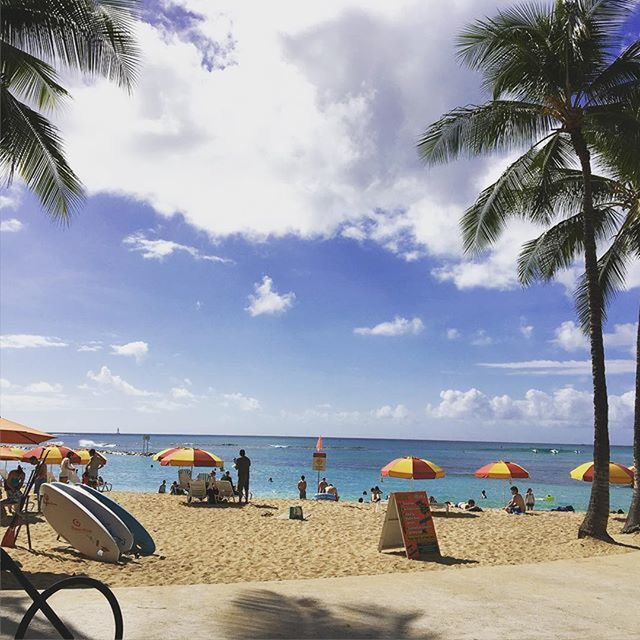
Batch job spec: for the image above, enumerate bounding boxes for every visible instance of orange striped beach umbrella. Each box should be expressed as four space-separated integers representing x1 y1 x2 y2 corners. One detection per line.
0 446 24 461
381 456 445 479
474 460 530 479
159 448 224 468
152 447 181 461
21 445 81 465
569 461 634 485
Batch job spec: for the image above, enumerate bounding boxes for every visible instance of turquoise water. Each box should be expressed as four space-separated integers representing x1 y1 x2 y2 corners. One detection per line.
11 434 634 512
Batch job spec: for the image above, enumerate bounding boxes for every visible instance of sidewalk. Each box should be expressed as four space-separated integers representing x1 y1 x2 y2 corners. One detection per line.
2 551 638 639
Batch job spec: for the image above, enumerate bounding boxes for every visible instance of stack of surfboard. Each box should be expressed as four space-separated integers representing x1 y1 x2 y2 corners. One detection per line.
40 483 156 563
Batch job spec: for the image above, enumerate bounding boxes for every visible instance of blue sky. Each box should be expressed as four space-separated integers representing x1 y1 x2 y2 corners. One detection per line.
1 0 638 443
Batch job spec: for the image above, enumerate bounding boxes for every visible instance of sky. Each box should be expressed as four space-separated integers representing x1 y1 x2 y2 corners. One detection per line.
1 0 639 444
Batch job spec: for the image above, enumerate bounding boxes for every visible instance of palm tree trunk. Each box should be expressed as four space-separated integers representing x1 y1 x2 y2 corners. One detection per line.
622 307 640 533
570 130 612 542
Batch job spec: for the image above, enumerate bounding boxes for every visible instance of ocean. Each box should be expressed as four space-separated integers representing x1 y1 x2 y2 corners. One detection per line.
15 433 634 512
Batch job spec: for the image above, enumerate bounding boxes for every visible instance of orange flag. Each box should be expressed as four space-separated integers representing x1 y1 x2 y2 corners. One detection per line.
316 436 323 451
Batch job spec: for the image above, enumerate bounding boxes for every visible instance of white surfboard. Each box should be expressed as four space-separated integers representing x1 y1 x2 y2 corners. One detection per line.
40 484 120 563
52 483 133 553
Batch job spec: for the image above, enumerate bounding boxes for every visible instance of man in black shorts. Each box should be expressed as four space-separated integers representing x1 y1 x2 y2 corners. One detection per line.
235 449 251 504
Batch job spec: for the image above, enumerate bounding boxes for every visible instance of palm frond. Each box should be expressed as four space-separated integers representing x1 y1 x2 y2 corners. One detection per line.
1 41 69 111
0 87 84 221
1 0 141 91
585 40 640 106
417 100 553 165
517 206 622 285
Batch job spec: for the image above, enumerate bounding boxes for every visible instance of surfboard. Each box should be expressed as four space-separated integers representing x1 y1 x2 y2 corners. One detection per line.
77 484 156 556
40 484 120 563
52 483 133 553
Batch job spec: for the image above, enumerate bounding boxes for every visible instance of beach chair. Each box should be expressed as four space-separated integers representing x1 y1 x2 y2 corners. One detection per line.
214 480 236 502
0 469 8 481
178 468 192 491
197 472 210 483
187 479 207 503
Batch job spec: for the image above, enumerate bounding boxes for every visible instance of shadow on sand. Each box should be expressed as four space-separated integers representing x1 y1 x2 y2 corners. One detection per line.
218 588 439 639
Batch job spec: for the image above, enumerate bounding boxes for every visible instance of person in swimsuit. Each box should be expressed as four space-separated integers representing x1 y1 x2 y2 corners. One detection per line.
235 449 251 504
318 477 328 493
297 475 307 499
505 486 526 514
525 488 535 511
86 449 105 489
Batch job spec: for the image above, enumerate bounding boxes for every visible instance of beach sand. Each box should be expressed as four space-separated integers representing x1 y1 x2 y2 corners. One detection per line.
2 492 638 589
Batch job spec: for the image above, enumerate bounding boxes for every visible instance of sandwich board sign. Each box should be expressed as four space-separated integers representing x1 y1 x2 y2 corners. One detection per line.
378 491 441 560
312 452 326 471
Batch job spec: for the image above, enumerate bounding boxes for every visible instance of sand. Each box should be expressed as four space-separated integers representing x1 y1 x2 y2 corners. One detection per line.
2 492 638 589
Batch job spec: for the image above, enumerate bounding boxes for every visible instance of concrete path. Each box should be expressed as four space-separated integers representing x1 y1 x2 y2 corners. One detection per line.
2 551 638 639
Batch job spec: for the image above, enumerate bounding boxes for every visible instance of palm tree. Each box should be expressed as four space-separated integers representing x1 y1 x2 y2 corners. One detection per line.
517 165 639 533
418 0 640 539
0 0 140 221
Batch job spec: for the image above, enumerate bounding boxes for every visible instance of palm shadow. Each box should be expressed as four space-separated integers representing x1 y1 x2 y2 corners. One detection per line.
218 588 439 639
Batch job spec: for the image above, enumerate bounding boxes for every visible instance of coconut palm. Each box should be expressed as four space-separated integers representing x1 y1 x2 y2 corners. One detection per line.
0 0 140 221
517 165 639 533
418 0 640 539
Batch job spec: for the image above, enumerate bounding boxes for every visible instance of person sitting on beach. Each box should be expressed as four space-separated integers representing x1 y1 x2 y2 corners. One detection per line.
505 486 525 514
429 495 438 504
206 482 219 504
6 466 25 504
170 481 180 495
297 475 307 500
221 471 235 492
525 488 535 511
59 452 76 484
325 483 339 500
318 477 328 493
98 476 112 492
158 480 167 494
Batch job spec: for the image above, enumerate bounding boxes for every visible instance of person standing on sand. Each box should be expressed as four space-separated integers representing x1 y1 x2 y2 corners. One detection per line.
525 488 535 511
86 449 105 489
297 475 307 499
318 477 328 493
59 452 76 484
235 449 251 504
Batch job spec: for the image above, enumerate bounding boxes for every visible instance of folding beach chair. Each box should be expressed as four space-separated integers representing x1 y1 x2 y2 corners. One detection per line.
187 479 207 503
214 480 236 502
178 468 192 491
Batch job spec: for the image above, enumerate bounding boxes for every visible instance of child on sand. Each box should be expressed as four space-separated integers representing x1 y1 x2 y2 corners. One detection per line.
525 488 535 511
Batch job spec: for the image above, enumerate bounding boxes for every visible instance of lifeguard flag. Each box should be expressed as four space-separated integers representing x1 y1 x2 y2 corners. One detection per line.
316 436 323 451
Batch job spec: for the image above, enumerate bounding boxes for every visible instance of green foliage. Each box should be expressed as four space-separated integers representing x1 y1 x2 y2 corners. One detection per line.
0 0 140 221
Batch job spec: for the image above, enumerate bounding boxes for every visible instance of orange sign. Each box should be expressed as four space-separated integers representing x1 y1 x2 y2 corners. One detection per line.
378 491 440 560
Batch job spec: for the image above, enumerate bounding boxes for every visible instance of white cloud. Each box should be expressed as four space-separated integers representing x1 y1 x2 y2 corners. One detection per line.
222 392 261 411
78 342 103 352
470 329 493 346
374 404 409 420
354 316 424 337
110 341 149 363
478 359 636 376
246 276 295 317
54 0 547 285
171 386 196 400
552 321 638 354
23 381 64 393
446 328 460 340
0 218 23 233
86 366 154 396
123 231 231 263
520 325 534 339
427 386 634 424
552 321 587 351
0 378 63 393
0 334 68 349
0 377 68 411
